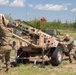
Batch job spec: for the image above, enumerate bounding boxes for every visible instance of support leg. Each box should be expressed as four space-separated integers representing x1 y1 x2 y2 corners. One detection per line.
42 48 45 68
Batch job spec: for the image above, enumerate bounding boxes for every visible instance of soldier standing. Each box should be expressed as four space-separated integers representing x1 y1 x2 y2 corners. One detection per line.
0 13 13 72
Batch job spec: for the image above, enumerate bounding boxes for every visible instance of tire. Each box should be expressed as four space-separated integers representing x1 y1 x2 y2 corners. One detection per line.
51 46 63 66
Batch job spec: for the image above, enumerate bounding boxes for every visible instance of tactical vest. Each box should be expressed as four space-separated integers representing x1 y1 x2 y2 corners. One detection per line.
0 14 7 45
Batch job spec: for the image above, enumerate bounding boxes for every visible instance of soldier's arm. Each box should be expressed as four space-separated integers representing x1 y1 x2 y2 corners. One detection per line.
2 15 9 27
2 16 6 27
65 37 74 45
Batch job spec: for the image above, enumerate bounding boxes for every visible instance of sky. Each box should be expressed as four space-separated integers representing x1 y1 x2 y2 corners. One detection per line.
0 0 76 23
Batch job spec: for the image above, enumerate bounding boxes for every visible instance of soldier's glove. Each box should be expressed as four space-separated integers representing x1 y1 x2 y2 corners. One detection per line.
60 42 64 44
0 54 4 57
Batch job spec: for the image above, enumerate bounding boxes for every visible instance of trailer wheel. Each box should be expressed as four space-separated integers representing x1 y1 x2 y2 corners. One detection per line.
51 46 63 66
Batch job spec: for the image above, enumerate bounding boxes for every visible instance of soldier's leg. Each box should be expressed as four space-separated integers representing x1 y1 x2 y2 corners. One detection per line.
0 56 3 74
67 47 72 63
5 51 11 71
0 59 2 74
68 53 72 63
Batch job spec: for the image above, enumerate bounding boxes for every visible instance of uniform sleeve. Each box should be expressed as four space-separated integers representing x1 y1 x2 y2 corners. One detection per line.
64 37 74 45
2 16 9 27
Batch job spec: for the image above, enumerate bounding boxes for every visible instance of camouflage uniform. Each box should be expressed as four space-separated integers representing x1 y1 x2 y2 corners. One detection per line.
0 13 12 71
63 37 74 63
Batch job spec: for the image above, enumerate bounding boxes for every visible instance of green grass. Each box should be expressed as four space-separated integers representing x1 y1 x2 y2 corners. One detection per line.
3 63 76 75
18 63 76 75
58 29 76 40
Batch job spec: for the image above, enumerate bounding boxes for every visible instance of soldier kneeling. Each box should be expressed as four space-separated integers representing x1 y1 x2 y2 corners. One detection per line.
60 34 74 63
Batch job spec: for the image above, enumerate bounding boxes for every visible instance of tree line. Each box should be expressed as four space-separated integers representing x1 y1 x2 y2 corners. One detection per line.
28 18 76 30
5 14 76 30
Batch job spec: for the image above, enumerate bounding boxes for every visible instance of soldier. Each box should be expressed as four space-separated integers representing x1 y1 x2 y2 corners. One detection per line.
0 13 13 72
61 34 74 63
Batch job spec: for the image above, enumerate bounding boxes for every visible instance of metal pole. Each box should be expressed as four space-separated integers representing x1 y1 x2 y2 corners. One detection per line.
42 48 45 68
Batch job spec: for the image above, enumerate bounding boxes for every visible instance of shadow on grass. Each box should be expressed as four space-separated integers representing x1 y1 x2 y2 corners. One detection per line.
11 57 69 68
11 59 52 68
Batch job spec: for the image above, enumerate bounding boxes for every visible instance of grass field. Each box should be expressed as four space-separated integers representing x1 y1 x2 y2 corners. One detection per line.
58 29 76 40
2 50 76 75
2 61 76 75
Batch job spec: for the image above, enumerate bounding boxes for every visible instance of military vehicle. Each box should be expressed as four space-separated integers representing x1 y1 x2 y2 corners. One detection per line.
11 20 63 66
5 15 75 66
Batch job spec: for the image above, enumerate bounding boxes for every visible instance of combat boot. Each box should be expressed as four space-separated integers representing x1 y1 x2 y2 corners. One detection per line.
5 61 10 72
